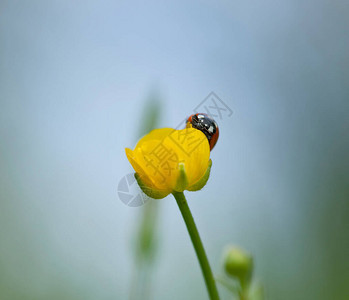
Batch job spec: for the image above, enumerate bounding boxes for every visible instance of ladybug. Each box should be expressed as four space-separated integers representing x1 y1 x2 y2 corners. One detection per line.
186 113 219 150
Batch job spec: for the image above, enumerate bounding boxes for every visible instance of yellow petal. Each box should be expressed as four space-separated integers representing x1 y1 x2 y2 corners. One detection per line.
165 128 210 188
125 148 156 189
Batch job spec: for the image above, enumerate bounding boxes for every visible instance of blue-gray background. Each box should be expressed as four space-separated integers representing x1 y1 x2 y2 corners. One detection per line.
1 1 348 299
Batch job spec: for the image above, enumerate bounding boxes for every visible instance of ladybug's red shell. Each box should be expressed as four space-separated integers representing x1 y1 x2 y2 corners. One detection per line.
186 113 219 151
209 125 219 150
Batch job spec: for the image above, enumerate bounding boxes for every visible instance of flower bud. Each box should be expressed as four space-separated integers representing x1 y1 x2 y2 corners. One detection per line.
126 128 212 199
223 246 253 287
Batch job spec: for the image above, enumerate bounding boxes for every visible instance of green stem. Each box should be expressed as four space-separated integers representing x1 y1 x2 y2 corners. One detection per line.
173 191 220 300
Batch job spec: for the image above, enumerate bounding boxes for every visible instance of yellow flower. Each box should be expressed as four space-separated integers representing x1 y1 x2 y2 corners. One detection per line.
125 127 212 198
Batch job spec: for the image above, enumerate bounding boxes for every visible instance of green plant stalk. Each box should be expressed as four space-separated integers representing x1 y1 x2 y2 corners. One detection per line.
173 191 220 300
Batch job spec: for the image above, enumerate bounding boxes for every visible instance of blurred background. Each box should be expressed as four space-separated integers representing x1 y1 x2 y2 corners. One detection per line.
1 1 348 299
